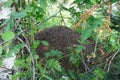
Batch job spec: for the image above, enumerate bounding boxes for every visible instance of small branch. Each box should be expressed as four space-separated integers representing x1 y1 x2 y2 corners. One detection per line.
0 40 8 45
35 10 60 27
82 60 92 72
17 37 36 80
80 58 94 74
93 35 99 54
59 10 66 26
107 49 120 72
14 18 21 30
45 10 60 21
104 63 108 70
81 59 98 77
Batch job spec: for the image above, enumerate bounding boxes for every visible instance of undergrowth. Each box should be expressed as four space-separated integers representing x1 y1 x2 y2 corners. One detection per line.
0 0 120 80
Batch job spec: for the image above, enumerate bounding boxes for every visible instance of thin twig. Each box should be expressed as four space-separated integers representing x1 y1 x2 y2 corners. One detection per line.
80 57 94 74
104 62 108 70
59 10 66 26
107 49 120 72
82 60 92 72
14 18 21 29
45 10 60 21
93 35 99 55
17 37 36 80
35 10 60 27
0 40 8 45
81 59 98 77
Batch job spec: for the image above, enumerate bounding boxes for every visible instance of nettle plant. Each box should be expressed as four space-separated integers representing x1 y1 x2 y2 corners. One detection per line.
0 0 120 80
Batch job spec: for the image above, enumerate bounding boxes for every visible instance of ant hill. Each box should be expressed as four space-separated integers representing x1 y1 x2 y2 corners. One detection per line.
34 26 96 58
35 26 80 57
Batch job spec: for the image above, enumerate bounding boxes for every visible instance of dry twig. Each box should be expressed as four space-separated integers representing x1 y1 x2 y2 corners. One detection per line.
17 37 36 80
73 5 99 29
107 49 120 72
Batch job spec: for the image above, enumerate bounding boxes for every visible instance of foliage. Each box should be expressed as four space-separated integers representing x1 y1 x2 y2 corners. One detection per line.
1 31 15 41
0 0 120 80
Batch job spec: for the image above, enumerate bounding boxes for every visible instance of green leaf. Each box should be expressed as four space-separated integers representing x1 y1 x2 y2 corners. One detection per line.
81 28 92 42
76 45 85 53
33 40 40 49
9 44 24 55
94 68 105 79
15 59 25 66
41 40 49 46
68 7 76 13
90 0 97 4
47 59 62 72
5 19 14 31
50 0 57 3
111 0 118 3
69 54 80 66
45 50 62 58
0 46 2 55
26 56 31 63
73 0 84 3
12 9 28 19
39 0 47 10
15 0 18 3
5 0 13 7
34 54 39 60
84 0 92 8
42 75 52 80
1 31 15 41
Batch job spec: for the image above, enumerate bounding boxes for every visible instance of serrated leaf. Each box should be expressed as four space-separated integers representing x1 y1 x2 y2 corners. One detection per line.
45 50 62 58
0 46 2 55
15 59 25 66
69 54 79 65
47 59 62 72
76 45 85 53
26 56 31 63
1 31 15 41
34 54 39 60
94 68 105 79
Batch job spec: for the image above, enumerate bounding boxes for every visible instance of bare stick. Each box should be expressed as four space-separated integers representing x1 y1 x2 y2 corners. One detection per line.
60 10 66 26
82 60 92 72
107 49 120 72
35 10 60 27
17 37 36 80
